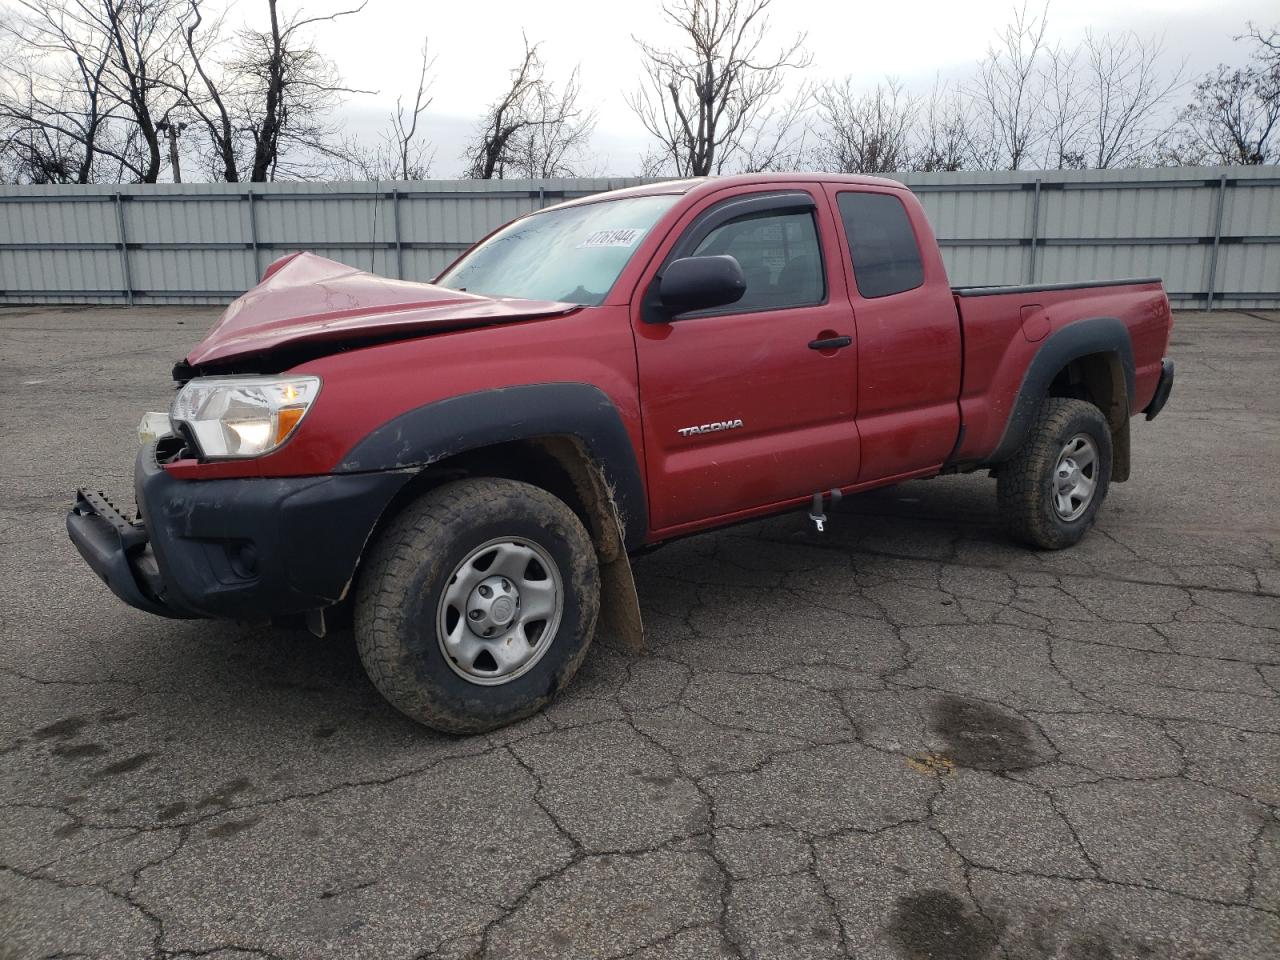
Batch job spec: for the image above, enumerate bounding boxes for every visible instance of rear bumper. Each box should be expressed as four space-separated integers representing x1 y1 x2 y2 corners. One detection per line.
1144 358 1174 420
67 444 411 620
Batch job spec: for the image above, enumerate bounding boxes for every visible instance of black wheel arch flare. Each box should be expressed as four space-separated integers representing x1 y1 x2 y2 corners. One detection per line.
336 383 649 549
989 316 1136 465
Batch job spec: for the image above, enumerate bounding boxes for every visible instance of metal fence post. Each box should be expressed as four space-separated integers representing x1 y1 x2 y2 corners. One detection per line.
1205 174 1228 312
113 193 133 306
1027 178 1042 285
247 189 260 281
392 189 404 279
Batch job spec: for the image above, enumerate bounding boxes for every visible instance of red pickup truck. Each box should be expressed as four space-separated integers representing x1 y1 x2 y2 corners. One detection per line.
68 174 1174 732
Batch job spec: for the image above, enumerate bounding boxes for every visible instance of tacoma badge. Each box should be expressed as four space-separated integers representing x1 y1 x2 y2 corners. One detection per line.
678 419 744 437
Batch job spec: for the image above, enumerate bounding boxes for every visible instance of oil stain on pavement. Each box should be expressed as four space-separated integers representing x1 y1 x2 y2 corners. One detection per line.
887 889 1003 960
930 695 1041 772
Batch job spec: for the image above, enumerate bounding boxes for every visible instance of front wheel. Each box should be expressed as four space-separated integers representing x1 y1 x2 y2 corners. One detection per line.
997 397 1113 550
355 478 600 733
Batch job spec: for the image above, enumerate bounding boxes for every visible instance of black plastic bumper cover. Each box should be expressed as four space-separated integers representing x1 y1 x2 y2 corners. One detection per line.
67 445 411 620
1144 358 1174 420
67 489 184 618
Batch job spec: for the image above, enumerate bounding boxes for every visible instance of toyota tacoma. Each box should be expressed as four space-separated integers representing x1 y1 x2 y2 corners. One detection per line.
67 174 1176 733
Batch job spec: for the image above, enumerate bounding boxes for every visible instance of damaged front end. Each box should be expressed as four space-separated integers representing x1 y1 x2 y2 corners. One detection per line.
180 251 579 371
65 253 592 627
67 437 411 622
67 487 184 619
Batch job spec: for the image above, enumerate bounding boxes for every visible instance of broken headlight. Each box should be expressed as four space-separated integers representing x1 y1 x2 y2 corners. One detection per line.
170 375 321 459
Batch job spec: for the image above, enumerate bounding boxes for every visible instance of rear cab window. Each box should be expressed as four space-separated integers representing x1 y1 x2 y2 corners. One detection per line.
836 192 925 299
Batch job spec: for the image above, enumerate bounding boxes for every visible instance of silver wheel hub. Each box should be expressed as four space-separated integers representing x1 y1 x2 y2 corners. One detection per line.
437 538 563 686
1053 434 1099 522
466 575 519 634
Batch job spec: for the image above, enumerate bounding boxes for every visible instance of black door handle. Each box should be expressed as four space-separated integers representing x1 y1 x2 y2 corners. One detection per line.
808 335 852 351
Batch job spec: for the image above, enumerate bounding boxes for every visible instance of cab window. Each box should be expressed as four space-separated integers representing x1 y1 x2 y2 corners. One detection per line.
690 210 825 312
836 192 925 298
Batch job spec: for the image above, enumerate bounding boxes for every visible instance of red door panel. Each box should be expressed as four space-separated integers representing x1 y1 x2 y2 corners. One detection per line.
632 186 860 532
823 185 962 482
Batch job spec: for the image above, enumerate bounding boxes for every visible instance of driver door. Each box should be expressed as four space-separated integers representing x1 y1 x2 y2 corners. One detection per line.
632 187 860 533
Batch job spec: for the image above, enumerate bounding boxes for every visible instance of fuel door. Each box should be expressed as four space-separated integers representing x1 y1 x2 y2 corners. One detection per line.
1020 303 1049 342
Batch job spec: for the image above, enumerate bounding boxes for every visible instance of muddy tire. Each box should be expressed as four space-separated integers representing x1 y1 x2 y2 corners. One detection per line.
355 478 600 734
997 398 1112 550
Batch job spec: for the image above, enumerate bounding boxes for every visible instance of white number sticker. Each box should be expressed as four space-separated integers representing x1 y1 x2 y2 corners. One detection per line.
577 228 646 249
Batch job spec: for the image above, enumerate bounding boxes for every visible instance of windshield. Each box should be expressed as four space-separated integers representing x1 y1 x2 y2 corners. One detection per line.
436 194 680 305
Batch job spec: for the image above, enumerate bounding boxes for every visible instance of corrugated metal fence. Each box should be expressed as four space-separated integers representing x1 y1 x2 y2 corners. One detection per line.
1 167 1277 308
897 167 1279 310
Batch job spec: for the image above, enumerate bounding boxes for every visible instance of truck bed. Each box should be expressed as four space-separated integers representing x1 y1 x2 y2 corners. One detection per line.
950 277 1172 465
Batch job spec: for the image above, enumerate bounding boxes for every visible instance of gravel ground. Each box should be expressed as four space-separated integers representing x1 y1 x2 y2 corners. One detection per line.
0 305 1277 960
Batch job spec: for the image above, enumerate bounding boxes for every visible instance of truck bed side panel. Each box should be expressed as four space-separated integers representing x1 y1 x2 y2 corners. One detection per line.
953 281 1171 463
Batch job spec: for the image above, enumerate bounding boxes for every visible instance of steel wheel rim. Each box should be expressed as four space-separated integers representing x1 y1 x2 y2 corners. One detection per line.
435 536 564 686
1052 433 1099 522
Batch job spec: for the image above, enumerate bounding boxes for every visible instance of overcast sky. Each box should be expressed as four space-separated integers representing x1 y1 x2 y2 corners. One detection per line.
242 0 1276 175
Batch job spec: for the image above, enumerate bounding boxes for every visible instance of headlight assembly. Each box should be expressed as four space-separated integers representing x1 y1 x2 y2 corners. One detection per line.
170 375 320 459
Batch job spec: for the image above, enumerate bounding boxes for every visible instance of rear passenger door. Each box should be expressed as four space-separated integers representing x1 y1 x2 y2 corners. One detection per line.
824 187 962 482
632 187 860 532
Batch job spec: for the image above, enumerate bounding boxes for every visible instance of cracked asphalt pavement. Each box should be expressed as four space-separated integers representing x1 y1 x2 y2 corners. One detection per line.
1 305 1278 960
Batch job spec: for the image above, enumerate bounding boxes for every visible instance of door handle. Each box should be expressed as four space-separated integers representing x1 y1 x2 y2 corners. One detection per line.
808 335 852 351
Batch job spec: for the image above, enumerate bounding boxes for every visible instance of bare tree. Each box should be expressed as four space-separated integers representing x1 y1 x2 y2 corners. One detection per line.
383 39 435 180
172 0 239 181
738 85 811 172
1081 31 1181 168
237 0 369 182
970 1 1051 169
0 105 18 180
340 38 436 180
100 0 188 182
813 77 917 173
1041 42 1088 168
0 0 185 183
628 0 810 176
0 65 109 183
1172 23 1278 165
0 6 111 182
1253 21 1280 57
463 36 594 179
502 65 597 178
913 79 979 172
463 37 541 179
174 0 369 182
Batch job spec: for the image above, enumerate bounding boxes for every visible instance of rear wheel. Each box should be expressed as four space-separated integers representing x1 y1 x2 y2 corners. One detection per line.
355 478 600 733
997 398 1112 550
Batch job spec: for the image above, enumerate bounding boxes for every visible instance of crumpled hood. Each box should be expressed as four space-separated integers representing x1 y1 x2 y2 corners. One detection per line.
186 252 579 366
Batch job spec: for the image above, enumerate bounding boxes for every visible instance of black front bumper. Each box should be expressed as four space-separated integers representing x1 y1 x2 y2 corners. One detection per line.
67 445 411 620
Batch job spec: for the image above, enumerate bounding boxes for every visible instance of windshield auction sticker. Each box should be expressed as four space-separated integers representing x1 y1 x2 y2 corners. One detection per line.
577 228 645 249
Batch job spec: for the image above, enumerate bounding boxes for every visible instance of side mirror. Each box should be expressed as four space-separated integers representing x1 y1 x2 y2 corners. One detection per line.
655 255 747 318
